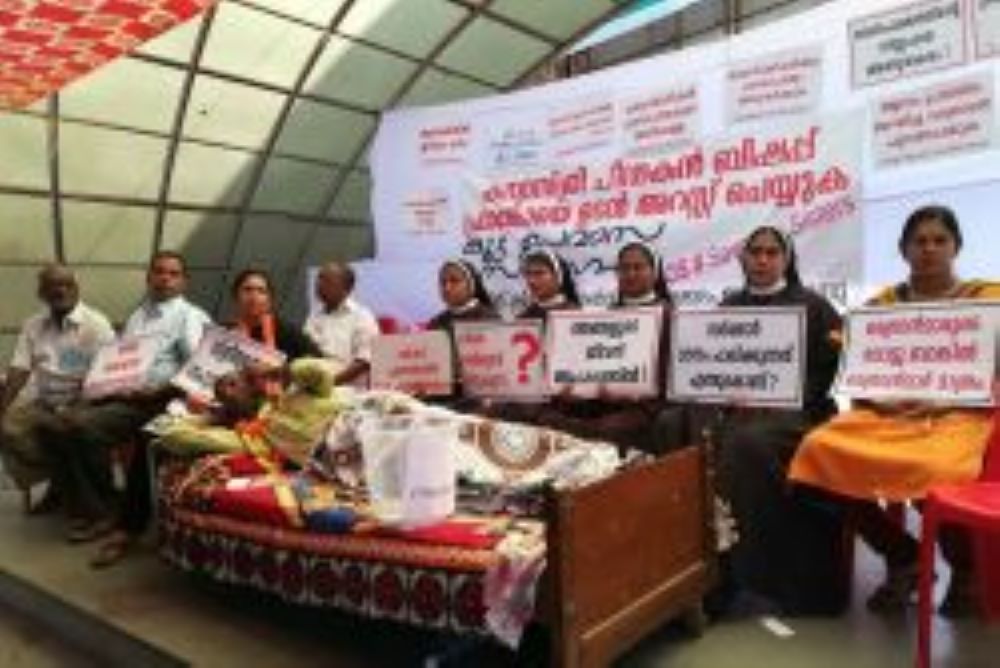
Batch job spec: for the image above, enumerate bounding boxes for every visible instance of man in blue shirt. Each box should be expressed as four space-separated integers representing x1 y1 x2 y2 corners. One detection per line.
51 251 211 543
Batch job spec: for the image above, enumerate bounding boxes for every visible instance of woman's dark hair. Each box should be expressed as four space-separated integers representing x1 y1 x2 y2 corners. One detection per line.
521 248 580 305
742 226 802 287
898 205 962 255
616 241 672 305
231 268 275 299
441 259 494 309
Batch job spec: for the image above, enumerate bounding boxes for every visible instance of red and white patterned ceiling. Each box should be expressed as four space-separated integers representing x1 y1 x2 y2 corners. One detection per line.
0 0 217 109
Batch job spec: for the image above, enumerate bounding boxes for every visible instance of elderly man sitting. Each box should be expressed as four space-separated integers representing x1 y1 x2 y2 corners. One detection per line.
0 265 115 513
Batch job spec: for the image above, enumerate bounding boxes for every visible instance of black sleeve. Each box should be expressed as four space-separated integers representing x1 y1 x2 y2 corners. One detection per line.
803 291 842 414
427 312 449 331
277 319 323 361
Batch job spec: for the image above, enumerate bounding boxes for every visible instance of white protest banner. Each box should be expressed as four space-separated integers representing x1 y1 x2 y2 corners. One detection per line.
454 115 862 314
872 71 994 167
849 0 967 88
171 327 287 403
546 309 661 398
454 320 545 400
82 336 160 400
834 302 1000 405
668 307 806 408
726 45 823 123
371 330 453 396
370 0 1000 327
973 0 1000 59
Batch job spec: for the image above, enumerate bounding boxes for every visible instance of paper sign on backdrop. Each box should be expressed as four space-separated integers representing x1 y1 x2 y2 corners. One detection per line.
371 331 454 396
172 328 287 403
454 321 545 400
834 302 1000 405
849 0 968 88
620 83 701 157
726 45 823 123
872 71 995 168
83 336 160 400
546 310 662 398
973 0 1000 59
668 308 806 408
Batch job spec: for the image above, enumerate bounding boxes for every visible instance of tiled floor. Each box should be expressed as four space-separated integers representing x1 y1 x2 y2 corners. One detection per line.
1 488 997 667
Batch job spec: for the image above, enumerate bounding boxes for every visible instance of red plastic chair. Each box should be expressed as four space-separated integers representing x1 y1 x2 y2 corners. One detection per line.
917 412 1000 668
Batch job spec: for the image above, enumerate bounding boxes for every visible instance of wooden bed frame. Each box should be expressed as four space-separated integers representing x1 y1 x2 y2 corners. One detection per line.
155 441 714 666
543 443 715 667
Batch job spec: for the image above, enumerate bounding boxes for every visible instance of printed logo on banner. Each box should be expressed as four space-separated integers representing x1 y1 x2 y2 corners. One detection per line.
453 320 546 400
834 301 1000 406
371 331 454 396
417 121 471 168
545 309 662 398
668 307 806 408
479 114 547 174
172 327 287 403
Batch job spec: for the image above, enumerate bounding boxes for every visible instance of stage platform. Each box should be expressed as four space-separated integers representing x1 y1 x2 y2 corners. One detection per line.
0 487 997 667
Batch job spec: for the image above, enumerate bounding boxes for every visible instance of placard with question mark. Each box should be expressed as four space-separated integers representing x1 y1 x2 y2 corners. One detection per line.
454 320 546 400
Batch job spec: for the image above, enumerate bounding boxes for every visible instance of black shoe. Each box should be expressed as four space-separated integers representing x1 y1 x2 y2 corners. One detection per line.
866 563 919 614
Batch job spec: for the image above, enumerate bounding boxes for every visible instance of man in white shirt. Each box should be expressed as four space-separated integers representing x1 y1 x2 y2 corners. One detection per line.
304 262 380 386
53 251 211 543
0 265 115 510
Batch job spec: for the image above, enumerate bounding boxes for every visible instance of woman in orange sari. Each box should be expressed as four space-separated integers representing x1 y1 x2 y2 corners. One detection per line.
230 268 320 360
789 205 1000 615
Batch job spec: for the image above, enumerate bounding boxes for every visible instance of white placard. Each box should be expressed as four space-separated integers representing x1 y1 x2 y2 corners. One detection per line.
371 331 454 396
82 336 160 400
849 0 968 88
726 45 823 123
834 301 1000 405
872 71 995 167
668 307 806 408
454 320 546 400
171 327 287 403
546 309 662 398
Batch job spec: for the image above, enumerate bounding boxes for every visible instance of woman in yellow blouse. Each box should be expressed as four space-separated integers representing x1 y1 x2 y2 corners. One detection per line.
790 204 1000 615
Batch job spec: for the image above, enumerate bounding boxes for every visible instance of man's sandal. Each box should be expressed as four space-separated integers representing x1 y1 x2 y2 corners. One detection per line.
90 533 130 569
